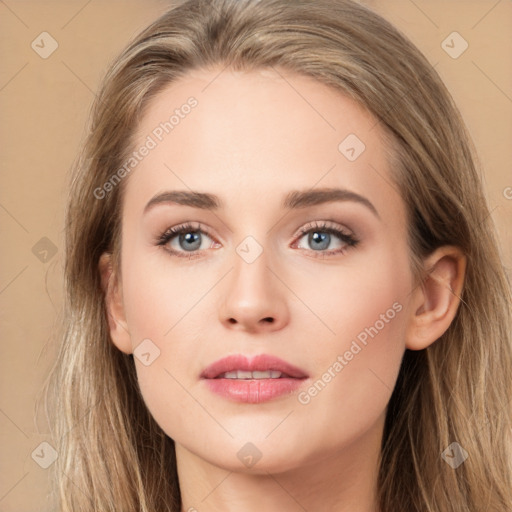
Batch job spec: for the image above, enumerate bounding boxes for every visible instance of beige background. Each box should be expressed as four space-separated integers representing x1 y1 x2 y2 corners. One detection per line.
0 1 510 510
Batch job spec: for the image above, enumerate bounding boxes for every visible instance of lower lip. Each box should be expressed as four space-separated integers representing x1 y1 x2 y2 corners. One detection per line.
203 377 306 403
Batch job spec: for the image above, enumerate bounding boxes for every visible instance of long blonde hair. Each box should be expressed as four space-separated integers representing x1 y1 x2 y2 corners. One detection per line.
44 0 512 510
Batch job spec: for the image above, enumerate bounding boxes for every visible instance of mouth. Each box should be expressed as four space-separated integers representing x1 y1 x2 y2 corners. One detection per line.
200 353 309 380
215 370 289 379
200 354 309 403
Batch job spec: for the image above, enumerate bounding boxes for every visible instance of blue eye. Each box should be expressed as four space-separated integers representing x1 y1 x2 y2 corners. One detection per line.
156 222 215 259
293 221 359 257
156 221 359 259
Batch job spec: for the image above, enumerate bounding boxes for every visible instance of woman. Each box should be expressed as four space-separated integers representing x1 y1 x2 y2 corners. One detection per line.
44 0 512 510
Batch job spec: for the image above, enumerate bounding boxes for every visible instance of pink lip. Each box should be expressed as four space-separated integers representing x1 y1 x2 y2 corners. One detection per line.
200 354 309 404
201 353 309 379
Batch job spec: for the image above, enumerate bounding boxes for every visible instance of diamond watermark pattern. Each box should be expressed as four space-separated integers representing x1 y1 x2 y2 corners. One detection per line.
31 237 58 263
31 441 58 469
338 134 366 162
441 441 468 469
237 442 263 468
441 32 468 59
236 236 263 264
31 32 59 59
134 338 161 366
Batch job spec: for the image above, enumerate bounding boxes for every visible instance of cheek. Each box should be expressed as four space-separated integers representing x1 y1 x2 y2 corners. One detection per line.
292 240 411 364
294 249 410 438
121 247 199 342
119 251 213 437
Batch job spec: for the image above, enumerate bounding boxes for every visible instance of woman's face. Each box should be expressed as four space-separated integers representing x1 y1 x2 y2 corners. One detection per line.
110 66 415 473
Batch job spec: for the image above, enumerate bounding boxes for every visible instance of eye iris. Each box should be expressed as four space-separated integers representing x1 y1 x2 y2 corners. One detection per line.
309 231 330 250
180 231 201 251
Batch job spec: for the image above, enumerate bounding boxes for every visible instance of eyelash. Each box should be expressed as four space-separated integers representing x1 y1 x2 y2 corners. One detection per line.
155 221 360 260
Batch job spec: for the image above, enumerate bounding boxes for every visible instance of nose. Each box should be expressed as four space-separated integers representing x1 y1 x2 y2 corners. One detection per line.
218 247 290 334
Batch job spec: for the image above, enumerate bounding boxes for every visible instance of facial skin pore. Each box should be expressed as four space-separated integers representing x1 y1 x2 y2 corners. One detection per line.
99 67 466 512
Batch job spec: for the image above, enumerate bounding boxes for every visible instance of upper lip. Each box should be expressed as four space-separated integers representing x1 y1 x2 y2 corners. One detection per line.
200 354 309 379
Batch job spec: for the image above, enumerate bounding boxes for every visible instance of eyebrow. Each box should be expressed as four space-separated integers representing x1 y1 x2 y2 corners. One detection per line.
143 187 380 218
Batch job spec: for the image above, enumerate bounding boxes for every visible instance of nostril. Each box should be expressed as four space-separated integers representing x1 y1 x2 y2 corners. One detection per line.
226 317 274 324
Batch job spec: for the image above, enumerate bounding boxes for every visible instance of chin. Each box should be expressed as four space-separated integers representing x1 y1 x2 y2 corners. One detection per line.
183 433 315 475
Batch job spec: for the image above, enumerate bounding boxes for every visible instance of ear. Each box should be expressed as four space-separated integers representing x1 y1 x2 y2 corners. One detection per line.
98 252 133 354
405 246 466 351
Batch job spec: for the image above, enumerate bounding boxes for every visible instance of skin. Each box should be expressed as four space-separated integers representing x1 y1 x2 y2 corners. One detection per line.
99 66 466 512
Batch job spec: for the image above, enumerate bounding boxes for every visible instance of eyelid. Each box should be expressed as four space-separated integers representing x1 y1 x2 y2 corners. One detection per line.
156 221 213 242
293 219 354 239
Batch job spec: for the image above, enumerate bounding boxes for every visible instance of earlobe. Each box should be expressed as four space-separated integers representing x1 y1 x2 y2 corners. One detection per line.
405 246 466 351
98 252 133 355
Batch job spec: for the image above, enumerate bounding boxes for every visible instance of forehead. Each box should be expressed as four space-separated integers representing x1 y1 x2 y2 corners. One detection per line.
124 66 403 221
